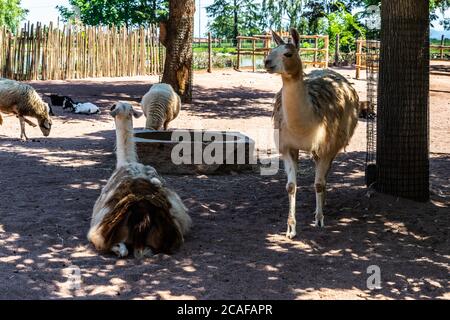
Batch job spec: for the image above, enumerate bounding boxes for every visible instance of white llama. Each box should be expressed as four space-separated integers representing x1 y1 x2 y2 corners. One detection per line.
87 102 191 258
265 29 359 238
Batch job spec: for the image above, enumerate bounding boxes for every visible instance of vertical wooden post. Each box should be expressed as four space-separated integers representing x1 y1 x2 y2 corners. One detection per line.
356 39 362 79
324 35 329 68
334 34 340 66
236 37 240 70
440 34 445 60
207 32 212 73
313 36 318 67
252 38 256 72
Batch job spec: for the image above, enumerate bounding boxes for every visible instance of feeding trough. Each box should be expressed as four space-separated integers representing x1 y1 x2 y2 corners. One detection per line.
134 129 257 175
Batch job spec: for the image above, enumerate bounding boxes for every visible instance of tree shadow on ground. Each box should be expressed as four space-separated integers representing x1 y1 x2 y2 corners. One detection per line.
27 79 276 123
0 132 448 299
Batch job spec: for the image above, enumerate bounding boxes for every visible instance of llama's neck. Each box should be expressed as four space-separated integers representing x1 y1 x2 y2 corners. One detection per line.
115 119 137 167
281 74 316 133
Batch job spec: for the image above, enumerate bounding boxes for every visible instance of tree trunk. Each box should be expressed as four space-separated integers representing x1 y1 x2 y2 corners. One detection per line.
161 0 195 103
376 0 430 201
233 0 238 46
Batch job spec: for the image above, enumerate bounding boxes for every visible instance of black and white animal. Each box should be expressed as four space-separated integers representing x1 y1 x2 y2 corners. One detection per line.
0 78 53 140
87 102 191 258
63 98 100 115
49 94 75 107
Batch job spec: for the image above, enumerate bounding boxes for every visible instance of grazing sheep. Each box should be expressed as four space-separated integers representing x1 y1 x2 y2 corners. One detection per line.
265 29 359 238
0 78 53 140
141 83 181 130
87 101 191 258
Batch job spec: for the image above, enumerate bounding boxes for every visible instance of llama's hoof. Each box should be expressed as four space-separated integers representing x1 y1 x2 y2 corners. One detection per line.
314 216 325 228
134 247 154 259
112 243 128 258
286 226 297 239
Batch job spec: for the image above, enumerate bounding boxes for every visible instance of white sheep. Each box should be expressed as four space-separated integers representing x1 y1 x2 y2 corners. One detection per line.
87 101 191 258
0 78 53 140
141 83 181 130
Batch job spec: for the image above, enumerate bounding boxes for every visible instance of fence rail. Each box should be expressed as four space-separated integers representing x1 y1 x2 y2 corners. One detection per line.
236 34 329 72
0 22 164 81
356 39 449 79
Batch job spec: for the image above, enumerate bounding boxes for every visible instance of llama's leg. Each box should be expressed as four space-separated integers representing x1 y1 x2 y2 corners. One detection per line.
111 242 129 258
134 247 154 259
0 113 3 126
284 149 299 239
18 116 28 141
313 157 333 227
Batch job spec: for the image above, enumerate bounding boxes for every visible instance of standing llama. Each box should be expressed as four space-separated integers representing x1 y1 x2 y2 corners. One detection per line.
87 102 191 258
265 29 359 238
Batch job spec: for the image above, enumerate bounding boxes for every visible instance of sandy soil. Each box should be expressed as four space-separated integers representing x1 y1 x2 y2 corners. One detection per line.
0 68 448 300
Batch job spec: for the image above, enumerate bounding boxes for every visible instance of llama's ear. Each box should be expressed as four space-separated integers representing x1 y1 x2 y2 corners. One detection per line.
110 104 118 117
271 29 285 46
290 28 300 49
132 108 143 119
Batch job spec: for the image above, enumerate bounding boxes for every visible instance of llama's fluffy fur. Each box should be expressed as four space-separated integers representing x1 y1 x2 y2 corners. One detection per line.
87 101 191 258
0 78 53 140
266 29 359 238
141 83 181 130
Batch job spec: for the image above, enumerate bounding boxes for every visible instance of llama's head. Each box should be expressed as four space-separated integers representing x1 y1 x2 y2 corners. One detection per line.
110 101 143 120
265 29 302 78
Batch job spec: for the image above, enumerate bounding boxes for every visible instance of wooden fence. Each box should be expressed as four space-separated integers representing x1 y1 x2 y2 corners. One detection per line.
236 33 329 72
0 22 164 81
356 39 450 79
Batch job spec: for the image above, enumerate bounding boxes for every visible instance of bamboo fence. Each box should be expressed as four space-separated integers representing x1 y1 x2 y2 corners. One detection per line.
0 22 164 81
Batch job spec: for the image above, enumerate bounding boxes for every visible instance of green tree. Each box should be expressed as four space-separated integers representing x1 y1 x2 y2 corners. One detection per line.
57 0 168 27
261 0 308 32
206 0 263 40
0 0 28 33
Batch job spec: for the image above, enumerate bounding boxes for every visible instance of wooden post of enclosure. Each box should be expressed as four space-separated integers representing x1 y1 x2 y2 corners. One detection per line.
252 38 256 72
313 36 318 67
334 34 340 66
441 34 445 59
324 35 329 68
208 32 212 73
356 39 362 79
236 37 241 70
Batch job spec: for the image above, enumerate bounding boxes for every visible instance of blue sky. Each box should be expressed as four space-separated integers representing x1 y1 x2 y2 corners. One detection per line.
20 0 450 37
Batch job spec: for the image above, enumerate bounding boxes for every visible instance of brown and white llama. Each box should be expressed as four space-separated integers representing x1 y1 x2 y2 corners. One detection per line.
87 102 191 258
265 29 359 238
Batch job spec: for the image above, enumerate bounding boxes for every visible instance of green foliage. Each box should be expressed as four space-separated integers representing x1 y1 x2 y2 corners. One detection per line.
0 0 28 33
318 3 366 52
57 0 168 27
206 0 264 39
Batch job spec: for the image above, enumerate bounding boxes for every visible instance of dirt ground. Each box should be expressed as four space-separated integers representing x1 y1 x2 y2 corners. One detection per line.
0 67 448 300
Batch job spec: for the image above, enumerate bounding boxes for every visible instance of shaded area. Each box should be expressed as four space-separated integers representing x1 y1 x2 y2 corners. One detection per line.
189 85 274 119
0 133 448 299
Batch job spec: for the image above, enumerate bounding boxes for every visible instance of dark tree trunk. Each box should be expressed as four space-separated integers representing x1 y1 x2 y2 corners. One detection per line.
161 0 195 103
233 0 238 46
376 0 430 201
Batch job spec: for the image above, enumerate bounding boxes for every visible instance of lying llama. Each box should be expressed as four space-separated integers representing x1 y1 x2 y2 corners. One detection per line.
265 29 359 238
0 79 53 140
141 83 181 130
87 102 191 258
